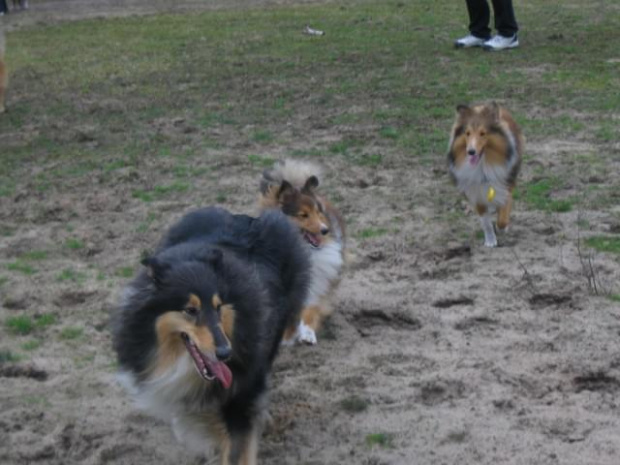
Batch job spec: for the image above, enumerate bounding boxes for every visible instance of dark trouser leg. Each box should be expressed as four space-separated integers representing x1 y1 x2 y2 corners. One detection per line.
466 0 492 39
0 0 8 14
491 0 519 36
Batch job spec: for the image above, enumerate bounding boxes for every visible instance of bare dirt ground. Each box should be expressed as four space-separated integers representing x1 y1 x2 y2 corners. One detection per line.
1 1 620 465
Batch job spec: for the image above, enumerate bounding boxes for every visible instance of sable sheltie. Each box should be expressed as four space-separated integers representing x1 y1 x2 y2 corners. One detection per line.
447 102 524 247
259 160 345 345
112 207 309 464
0 31 6 114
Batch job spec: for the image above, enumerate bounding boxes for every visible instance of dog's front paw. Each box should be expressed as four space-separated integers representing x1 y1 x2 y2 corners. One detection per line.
297 322 317 345
484 238 498 247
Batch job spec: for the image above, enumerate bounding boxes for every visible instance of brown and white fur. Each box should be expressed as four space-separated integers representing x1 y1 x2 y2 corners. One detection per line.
448 102 523 247
259 160 345 345
0 31 6 114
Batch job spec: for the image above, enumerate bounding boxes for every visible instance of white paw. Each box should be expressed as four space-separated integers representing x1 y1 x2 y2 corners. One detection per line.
484 238 498 247
297 322 317 345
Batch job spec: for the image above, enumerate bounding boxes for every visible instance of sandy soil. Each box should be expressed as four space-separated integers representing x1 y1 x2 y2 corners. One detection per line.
1 2 620 465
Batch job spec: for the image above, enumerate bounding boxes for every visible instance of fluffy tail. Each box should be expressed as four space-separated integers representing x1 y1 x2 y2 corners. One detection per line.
260 159 322 195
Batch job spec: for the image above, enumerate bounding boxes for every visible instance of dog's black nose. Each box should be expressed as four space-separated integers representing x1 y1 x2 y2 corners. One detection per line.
467 149 476 156
320 226 330 236
216 346 232 361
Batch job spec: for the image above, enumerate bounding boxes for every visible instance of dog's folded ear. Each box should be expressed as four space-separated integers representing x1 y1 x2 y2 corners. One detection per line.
141 256 170 286
302 175 319 193
488 101 500 121
277 180 296 202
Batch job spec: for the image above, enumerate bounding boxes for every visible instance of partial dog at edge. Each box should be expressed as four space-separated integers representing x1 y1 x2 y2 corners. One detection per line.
448 102 524 247
112 207 309 464
259 160 346 345
0 31 6 114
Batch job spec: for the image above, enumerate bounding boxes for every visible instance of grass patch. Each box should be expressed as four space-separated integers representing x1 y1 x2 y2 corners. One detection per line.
35 314 57 329
340 395 369 413
585 236 620 254
609 294 620 303
247 154 275 167
57 268 87 283
518 179 574 213
20 250 49 260
116 266 134 278
356 228 389 239
6 260 37 275
5 315 34 335
65 238 85 250
60 326 84 341
21 340 42 351
132 182 191 202
0 349 22 363
251 130 274 144
365 433 394 449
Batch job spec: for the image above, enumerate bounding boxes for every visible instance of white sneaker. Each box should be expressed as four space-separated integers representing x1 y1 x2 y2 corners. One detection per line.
454 34 487 48
483 34 519 51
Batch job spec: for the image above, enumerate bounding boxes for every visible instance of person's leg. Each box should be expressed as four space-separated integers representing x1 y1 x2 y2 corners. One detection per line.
0 0 8 15
466 0 492 39
491 0 519 37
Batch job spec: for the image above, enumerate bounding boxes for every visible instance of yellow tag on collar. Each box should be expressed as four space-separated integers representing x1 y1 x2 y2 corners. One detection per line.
487 186 496 202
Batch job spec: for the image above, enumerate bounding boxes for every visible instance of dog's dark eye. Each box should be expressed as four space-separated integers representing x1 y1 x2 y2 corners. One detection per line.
184 307 199 317
298 213 309 219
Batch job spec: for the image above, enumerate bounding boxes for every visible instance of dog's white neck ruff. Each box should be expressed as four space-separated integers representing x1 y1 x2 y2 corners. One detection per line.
117 355 220 455
306 239 343 306
452 157 509 208
305 210 344 307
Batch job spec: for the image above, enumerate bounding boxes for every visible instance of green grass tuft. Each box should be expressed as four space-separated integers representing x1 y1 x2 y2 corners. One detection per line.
6 260 37 275
6 315 34 335
65 238 85 250
518 179 574 213
365 433 394 449
21 250 49 260
247 154 275 167
116 266 134 278
356 228 389 239
21 340 42 351
585 236 620 254
340 395 369 413
60 327 84 340
35 314 57 329
0 349 22 363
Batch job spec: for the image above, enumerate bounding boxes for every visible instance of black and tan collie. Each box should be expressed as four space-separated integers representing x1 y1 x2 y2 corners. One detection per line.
259 160 346 345
448 102 524 247
112 207 309 465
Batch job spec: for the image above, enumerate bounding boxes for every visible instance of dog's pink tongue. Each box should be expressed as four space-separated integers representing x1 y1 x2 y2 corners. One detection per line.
468 154 479 165
207 359 233 389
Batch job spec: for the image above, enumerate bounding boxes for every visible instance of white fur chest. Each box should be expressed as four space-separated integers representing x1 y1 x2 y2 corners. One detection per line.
451 159 510 208
305 240 343 305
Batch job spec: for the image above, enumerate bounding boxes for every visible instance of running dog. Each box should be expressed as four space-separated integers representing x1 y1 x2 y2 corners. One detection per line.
112 207 309 465
259 160 345 345
447 102 523 247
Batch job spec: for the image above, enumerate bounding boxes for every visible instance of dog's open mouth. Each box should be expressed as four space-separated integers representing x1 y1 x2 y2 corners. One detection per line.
468 152 482 165
181 333 232 389
303 231 321 248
